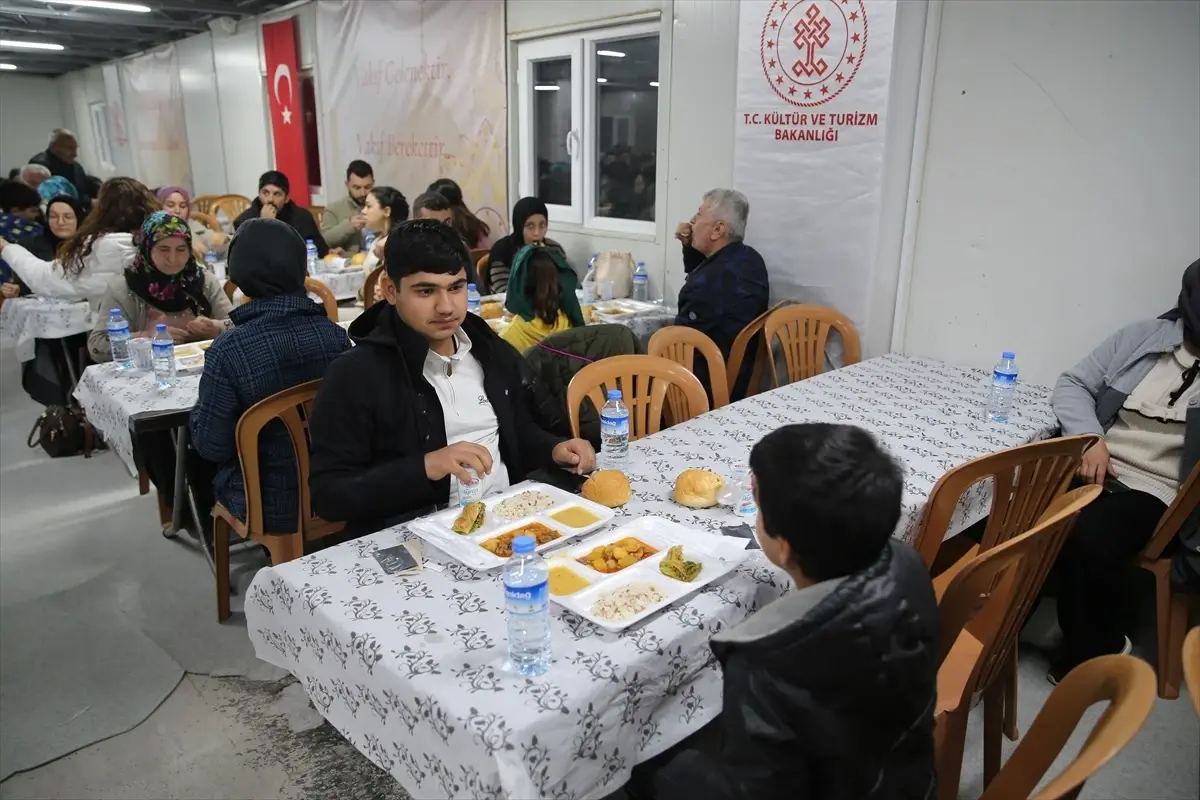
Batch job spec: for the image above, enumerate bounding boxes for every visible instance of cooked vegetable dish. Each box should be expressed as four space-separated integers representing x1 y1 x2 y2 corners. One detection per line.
578 537 658 574
658 545 702 582
480 522 561 557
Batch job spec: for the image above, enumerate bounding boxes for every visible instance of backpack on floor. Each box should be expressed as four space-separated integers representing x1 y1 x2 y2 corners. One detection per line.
27 405 95 459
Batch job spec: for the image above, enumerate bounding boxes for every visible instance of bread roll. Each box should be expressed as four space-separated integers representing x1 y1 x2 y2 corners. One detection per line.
581 470 630 508
480 302 504 320
673 469 725 508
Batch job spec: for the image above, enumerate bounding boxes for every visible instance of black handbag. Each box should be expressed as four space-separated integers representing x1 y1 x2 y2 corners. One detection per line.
27 405 95 459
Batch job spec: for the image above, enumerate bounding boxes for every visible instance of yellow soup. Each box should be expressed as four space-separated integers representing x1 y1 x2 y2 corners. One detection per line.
550 506 602 528
549 566 591 596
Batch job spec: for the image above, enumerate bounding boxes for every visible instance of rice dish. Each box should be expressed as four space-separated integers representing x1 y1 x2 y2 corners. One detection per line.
494 490 556 520
591 582 668 622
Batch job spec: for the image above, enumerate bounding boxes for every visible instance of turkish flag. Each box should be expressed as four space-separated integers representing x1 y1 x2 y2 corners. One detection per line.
262 18 310 206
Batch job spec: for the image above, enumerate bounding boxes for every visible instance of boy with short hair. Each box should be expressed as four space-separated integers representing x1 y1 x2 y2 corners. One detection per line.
656 423 939 800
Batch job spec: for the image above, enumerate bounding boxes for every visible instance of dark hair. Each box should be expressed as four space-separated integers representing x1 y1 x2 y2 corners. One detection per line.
59 177 158 277
346 160 373 180
7 168 20 180
749 423 903 581
370 186 409 229
0 180 40 212
526 249 562 325
428 177 490 246
413 190 451 215
258 170 290 196
383 219 471 282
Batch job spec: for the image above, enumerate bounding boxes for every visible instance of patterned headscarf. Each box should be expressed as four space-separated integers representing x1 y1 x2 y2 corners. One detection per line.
125 211 211 316
37 176 79 203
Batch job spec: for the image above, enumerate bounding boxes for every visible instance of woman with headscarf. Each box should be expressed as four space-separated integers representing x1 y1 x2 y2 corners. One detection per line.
189 218 351 538
87 211 233 363
485 197 567 295
2 194 84 299
1048 257 1200 684
37 175 80 205
501 246 585 352
157 185 228 258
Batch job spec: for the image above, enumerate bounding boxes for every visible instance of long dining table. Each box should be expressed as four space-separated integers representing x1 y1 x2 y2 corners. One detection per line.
242 353 1058 800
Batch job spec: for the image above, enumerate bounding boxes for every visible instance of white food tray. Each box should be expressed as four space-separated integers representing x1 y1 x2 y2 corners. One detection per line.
173 340 213 374
548 517 750 632
408 482 617 571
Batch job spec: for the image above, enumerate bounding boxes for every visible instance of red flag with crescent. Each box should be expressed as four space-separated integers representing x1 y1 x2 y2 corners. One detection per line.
262 18 310 206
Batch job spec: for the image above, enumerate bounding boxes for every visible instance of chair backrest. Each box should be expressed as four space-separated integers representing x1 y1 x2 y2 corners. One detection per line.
1141 461 1200 562
763 303 861 386
308 205 325 226
304 277 338 321
222 280 238 304
189 210 221 233
939 485 1101 706
648 326 731 409
725 300 789 401
477 253 491 294
211 194 251 223
362 265 385 307
980 654 1156 800
1184 626 1200 719
566 354 709 441
234 379 326 536
913 434 1098 567
191 194 221 214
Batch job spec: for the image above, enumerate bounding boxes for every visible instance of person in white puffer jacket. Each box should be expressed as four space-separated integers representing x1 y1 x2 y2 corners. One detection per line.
0 177 157 310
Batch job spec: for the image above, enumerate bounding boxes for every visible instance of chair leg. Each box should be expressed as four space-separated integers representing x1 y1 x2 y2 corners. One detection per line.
215 517 231 623
934 709 969 800
138 468 151 496
261 533 304 566
983 682 1004 789
1002 646 1019 740
1159 583 1189 700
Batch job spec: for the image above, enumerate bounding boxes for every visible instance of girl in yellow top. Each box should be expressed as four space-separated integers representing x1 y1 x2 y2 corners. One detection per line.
501 245 586 352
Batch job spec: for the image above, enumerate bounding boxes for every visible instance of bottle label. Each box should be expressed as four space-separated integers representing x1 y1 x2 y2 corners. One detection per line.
505 580 548 605
993 370 1017 386
633 274 648 283
600 412 629 437
152 343 173 355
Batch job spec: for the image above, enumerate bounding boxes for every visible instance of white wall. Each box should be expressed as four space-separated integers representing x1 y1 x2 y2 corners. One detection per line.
177 33 228 196
213 24 272 199
55 66 113 179
902 0 1200 385
0 75 65 175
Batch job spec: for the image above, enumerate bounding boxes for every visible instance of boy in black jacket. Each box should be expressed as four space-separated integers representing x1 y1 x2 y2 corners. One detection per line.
654 423 938 800
307 219 595 538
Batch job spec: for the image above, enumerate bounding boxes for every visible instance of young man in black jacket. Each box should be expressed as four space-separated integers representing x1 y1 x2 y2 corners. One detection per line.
654 423 938 800
233 170 329 257
308 219 596 538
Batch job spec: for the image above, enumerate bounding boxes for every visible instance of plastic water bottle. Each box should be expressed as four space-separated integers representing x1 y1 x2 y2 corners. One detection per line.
305 240 319 276
467 283 482 315
151 323 176 389
106 308 131 369
986 351 1019 423
581 253 598 304
600 389 630 465
734 466 757 519
504 535 551 676
632 260 649 302
203 251 217 274
363 229 376 255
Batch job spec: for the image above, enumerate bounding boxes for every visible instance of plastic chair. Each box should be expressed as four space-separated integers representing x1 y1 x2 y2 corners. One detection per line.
725 300 789 401
763 303 861 386
566 355 709 442
1183 627 1200 718
210 194 251 224
1137 461 1200 699
213 379 344 622
476 253 491 294
648 326 730 409
304 277 338 321
979 655 1156 800
362 265 385 307
189 210 221 233
307 205 325 227
222 280 238 304
935 485 1101 798
191 194 221 214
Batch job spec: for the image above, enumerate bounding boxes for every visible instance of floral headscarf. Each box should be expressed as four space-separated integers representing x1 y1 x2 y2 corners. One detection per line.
125 211 211 316
37 176 79 203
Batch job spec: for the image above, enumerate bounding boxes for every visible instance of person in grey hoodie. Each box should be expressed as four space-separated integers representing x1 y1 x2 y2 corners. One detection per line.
1050 258 1200 684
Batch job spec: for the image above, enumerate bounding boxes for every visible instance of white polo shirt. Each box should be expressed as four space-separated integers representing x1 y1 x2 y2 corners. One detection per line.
422 328 510 504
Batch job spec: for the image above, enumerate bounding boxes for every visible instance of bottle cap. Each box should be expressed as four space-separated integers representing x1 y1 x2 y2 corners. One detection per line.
511 535 535 555
155 323 167 332
606 389 622 400
306 239 314 246
1002 351 1015 360
467 283 477 291
109 308 120 316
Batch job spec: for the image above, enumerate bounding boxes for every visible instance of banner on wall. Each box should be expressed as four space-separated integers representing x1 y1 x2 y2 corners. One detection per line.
262 17 311 206
733 0 896 340
315 0 508 236
101 63 135 178
119 45 192 190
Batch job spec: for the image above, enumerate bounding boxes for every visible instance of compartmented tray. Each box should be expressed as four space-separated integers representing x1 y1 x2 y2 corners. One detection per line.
408 482 617 571
546 517 751 632
173 339 214 374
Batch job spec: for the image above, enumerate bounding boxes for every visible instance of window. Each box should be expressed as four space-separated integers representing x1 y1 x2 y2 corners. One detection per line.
88 101 114 167
517 23 662 234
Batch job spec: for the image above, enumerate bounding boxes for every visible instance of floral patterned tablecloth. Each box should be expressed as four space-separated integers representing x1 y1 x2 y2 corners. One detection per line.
0 297 93 362
73 362 200 476
311 269 366 301
244 354 1057 800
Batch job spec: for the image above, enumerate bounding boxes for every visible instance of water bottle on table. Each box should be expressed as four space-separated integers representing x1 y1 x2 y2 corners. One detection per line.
986 351 1019 422
107 308 131 369
504 535 551 677
203 251 217 274
600 389 630 466
467 283 482 315
152 323 176 389
734 466 757 519
581 253 598 304
632 260 649 302
305 240 319 276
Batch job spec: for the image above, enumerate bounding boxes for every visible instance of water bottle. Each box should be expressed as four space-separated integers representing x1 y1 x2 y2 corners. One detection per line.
151 323 176 389
467 283 482 315
457 466 480 507
632 260 649 302
581 253 598 304
106 308 131 368
305 240 319 276
363 228 376 255
504 535 551 677
986 351 1019 423
734 466 757 519
203 251 217 274
600 389 630 465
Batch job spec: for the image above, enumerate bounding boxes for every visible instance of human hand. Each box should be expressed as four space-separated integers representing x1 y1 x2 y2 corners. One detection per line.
1 282 20 298
674 222 692 246
0 237 9 254
552 438 596 475
261 203 278 219
165 326 191 344
1079 439 1117 485
187 316 223 340
210 230 228 247
192 239 209 260
424 442 494 484
329 247 345 258
351 214 368 231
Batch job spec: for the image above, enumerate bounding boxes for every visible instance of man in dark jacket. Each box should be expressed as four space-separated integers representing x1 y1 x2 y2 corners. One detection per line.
29 129 92 207
189 218 351 534
233 170 329 257
674 189 769 400
308 219 596 538
656 423 938 800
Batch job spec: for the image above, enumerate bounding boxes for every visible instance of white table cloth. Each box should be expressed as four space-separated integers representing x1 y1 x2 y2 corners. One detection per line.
73 362 200 476
311 269 366 302
244 354 1057 799
0 297 93 362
